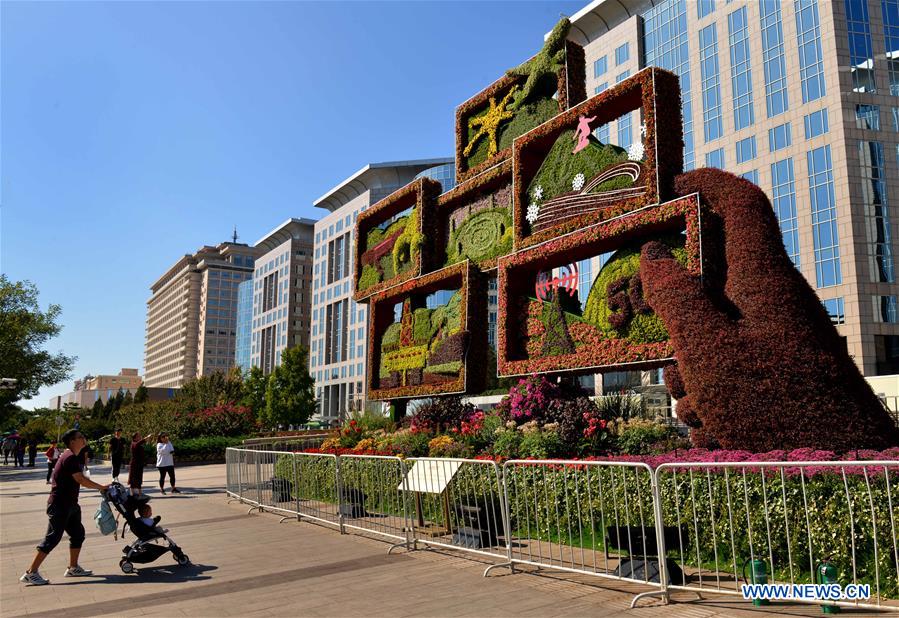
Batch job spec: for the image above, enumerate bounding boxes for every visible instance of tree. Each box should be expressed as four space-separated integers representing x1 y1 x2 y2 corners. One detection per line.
133 384 148 403
103 394 116 418
113 388 125 411
262 346 316 428
0 276 76 408
91 398 104 417
241 366 267 420
176 371 244 414
122 390 134 407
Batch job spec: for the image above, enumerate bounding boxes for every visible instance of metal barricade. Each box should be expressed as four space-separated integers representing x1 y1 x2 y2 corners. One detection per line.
500 460 666 601
252 449 299 520
293 452 341 530
403 457 509 562
228 448 262 510
336 454 411 548
654 460 899 612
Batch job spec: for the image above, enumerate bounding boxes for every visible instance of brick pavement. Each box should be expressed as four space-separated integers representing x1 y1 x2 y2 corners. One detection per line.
0 457 867 617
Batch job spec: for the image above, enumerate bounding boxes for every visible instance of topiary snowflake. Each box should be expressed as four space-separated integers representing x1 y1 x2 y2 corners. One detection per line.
532 185 544 201
572 173 585 192
526 203 540 224
627 141 645 161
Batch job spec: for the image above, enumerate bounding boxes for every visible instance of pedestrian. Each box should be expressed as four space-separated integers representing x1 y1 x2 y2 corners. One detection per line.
128 432 154 496
28 438 38 467
19 429 108 585
45 441 61 484
3 433 18 465
109 428 125 483
15 438 26 467
156 433 179 494
80 440 94 476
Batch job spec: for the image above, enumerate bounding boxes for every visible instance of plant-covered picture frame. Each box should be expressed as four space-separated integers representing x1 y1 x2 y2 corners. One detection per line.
437 159 513 272
353 177 442 302
497 194 703 378
366 261 486 401
455 22 586 184
512 67 683 250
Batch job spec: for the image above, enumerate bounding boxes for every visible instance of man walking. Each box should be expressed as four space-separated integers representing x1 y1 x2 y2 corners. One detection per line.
20 429 108 586
109 428 125 483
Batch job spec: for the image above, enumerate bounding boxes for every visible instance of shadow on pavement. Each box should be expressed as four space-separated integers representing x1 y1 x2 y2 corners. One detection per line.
59 563 218 585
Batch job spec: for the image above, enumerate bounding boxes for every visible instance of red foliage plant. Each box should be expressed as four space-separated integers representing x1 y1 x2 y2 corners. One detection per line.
640 169 899 452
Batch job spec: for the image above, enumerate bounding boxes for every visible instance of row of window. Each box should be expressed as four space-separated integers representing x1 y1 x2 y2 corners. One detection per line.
822 296 899 324
592 42 630 78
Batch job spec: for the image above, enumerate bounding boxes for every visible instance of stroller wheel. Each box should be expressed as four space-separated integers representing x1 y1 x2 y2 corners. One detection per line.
175 553 190 566
119 559 135 574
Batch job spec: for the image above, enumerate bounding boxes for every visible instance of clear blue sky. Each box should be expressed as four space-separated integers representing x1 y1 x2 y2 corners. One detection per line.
2 1 584 409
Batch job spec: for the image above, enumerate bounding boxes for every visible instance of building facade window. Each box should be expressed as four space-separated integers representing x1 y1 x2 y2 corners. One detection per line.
822 297 845 325
795 0 827 103
845 0 876 92
856 104 880 130
741 169 759 184
698 0 715 18
803 108 829 138
771 158 801 266
875 296 899 322
699 23 723 142
705 147 725 169
727 6 754 130
594 55 608 77
643 0 694 169
807 145 841 287
615 43 630 65
858 141 895 282
760 0 789 117
616 70 632 148
884 0 899 95
769 122 792 151
736 136 757 163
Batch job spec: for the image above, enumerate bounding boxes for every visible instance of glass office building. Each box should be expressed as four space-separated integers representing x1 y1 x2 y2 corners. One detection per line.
567 0 899 377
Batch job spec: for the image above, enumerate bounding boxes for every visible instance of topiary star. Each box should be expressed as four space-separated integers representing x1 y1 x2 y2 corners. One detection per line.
506 17 571 109
463 85 518 158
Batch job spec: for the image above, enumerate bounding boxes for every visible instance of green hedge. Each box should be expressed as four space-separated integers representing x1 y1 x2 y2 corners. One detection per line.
101 435 247 464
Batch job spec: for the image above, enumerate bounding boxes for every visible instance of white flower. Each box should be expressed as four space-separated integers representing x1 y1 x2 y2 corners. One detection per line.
627 141 645 161
572 173 585 192
532 185 543 201
526 202 540 224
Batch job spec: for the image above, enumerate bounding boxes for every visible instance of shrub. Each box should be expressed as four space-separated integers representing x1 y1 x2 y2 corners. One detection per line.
428 434 471 458
495 375 560 425
519 427 564 459
410 396 477 434
490 427 522 459
386 429 430 457
610 418 678 455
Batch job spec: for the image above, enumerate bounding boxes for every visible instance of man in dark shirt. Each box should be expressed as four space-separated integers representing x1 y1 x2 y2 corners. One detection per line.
19 429 108 586
109 428 125 482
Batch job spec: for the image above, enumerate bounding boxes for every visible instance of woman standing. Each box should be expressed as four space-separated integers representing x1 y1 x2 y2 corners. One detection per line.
156 433 179 494
128 432 153 496
45 441 60 484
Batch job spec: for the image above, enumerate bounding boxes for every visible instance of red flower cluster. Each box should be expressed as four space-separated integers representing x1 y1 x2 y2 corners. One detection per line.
583 413 607 439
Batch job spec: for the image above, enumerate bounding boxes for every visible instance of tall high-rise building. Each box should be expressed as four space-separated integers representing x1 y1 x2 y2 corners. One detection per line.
235 279 253 373
310 159 455 423
567 0 899 378
144 242 259 387
250 218 315 374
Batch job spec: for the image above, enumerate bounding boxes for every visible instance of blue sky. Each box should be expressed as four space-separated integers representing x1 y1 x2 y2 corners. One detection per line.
2 1 584 408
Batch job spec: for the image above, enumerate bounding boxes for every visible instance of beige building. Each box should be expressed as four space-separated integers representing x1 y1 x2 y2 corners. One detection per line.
310 159 455 423
567 0 898 380
144 242 259 388
47 368 176 409
250 219 315 374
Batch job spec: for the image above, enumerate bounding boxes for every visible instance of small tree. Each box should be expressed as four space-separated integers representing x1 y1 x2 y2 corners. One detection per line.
91 398 104 418
133 384 148 403
103 394 116 418
262 346 316 428
241 365 267 420
176 371 244 414
122 390 134 407
113 388 125 411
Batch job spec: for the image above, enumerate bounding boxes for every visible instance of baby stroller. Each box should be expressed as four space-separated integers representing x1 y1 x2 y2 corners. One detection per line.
103 482 190 573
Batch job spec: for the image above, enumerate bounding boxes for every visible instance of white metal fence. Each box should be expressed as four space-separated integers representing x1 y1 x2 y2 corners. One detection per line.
225 448 899 612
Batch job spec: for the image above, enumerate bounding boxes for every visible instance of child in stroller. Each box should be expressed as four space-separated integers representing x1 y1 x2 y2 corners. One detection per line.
103 482 189 573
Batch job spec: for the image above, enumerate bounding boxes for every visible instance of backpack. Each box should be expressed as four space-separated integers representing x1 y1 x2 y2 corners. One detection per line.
94 500 117 536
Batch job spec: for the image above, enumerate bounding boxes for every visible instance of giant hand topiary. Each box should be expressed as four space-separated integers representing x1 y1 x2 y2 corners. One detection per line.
640 168 899 452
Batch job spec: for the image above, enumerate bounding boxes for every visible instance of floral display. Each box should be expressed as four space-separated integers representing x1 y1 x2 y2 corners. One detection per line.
512 67 683 249
497 195 702 377
353 177 442 301
366 262 486 400
455 19 586 183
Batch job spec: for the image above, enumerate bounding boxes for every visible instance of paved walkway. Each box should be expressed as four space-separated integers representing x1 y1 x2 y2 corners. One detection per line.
0 457 863 617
